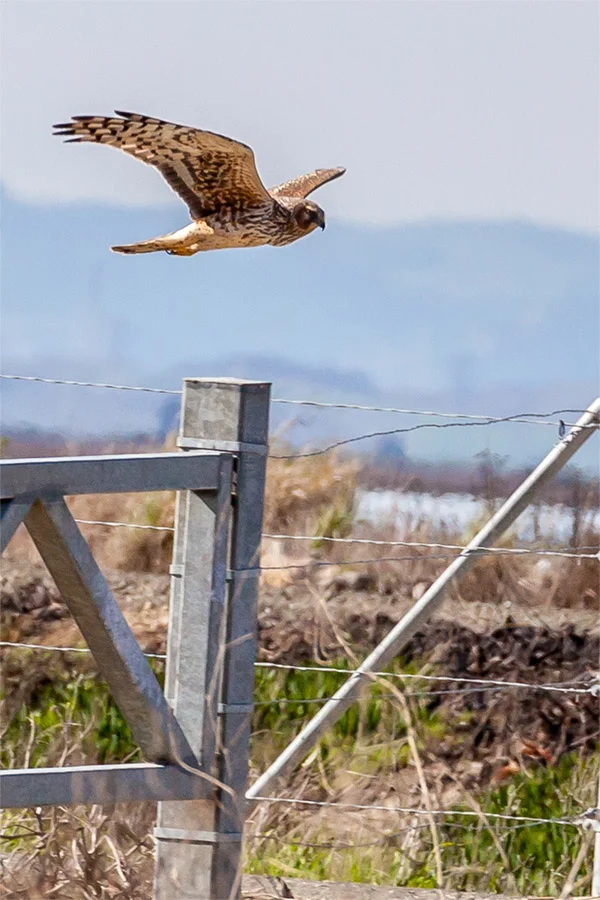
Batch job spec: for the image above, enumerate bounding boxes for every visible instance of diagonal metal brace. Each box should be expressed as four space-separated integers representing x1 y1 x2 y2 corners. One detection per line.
1 497 33 553
24 498 198 768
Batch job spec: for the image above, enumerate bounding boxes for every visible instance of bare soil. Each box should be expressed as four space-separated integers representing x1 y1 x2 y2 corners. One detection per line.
2 558 598 770
242 875 518 900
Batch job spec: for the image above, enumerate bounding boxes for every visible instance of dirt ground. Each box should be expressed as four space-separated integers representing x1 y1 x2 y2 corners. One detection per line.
1 558 599 899
2 557 598 771
241 875 518 899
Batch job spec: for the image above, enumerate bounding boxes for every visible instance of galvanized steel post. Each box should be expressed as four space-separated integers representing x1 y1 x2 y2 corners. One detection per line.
154 378 270 900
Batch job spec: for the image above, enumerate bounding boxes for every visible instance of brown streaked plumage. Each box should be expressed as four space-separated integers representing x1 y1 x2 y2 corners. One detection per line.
53 111 345 256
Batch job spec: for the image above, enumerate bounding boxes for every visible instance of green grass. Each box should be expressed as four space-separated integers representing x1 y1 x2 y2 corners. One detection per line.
248 753 598 894
439 754 597 894
1 654 598 895
1 673 140 769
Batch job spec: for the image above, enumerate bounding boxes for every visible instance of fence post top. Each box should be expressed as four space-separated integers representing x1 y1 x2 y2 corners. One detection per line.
180 378 271 447
182 377 271 390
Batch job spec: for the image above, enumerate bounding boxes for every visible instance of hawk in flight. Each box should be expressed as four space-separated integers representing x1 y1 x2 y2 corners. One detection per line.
53 111 345 256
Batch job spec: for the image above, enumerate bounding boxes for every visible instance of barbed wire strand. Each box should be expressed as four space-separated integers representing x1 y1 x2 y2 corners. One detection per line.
248 816 573 847
1 641 595 695
263 532 599 556
268 416 598 459
271 397 590 421
69 518 599 560
1 374 590 429
0 374 180 395
253 661 597 694
254 686 512 704
232 550 600 571
249 795 578 827
0 640 166 660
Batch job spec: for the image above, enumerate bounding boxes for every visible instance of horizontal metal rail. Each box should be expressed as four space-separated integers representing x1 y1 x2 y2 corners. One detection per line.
0 763 210 809
0 451 223 498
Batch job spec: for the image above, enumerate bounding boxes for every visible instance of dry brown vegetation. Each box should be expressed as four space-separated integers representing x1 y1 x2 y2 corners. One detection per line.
4 445 598 609
1 446 599 898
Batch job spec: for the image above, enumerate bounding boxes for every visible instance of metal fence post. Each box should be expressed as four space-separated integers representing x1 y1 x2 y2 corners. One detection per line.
154 388 235 899
155 378 270 900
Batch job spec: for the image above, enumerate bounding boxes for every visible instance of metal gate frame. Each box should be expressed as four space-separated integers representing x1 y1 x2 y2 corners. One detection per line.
1 378 271 900
1 448 232 802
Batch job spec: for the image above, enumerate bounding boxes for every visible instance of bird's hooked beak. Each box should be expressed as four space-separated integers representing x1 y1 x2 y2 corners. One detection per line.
318 210 326 231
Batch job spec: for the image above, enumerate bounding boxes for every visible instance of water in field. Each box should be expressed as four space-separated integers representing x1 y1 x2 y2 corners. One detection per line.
356 489 600 544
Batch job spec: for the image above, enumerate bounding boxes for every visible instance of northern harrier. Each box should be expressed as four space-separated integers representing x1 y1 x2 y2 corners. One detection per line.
53 111 345 256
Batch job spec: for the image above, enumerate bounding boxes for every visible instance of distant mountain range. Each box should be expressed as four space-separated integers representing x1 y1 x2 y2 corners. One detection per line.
1 192 598 468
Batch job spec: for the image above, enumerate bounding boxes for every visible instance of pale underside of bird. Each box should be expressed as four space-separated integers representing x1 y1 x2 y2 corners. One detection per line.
53 111 345 256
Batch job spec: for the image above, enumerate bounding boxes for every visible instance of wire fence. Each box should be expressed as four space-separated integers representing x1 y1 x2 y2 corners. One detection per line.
1 640 598 698
61 518 600 561
2 371 600 891
1 372 595 430
248 795 588 828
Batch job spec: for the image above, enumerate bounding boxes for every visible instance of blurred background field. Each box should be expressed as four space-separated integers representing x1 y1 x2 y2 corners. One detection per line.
1 441 598 897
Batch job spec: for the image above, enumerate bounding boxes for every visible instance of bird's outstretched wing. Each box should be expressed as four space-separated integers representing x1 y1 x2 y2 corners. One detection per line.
53 111 272 219
270 167 346 200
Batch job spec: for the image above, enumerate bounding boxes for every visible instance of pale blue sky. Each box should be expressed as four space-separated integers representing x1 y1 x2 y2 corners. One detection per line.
1 1 598 469
1 0 598 232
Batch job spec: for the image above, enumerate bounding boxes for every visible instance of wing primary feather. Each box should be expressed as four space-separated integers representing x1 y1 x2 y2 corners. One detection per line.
53 110 274 214
114 110 157 122
270 166 346 199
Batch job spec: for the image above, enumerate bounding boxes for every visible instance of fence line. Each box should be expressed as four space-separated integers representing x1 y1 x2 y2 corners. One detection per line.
264 532 599 559
248 396 600 809
1 640 596 696
255 661 598 695
269 416 594 457
249 795 589 828
271 397 590 421
68 518 598 559
0 372 588 428
236 552 600 570
3 374 599 896
0 373 181 395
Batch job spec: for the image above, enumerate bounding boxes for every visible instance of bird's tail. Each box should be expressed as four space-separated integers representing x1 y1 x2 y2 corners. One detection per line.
111 224 199 255
111 237 168 254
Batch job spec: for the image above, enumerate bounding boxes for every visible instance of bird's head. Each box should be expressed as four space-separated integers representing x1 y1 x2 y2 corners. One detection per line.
293 200 326 233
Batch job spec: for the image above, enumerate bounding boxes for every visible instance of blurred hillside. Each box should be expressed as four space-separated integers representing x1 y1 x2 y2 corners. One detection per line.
2 193 598 467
